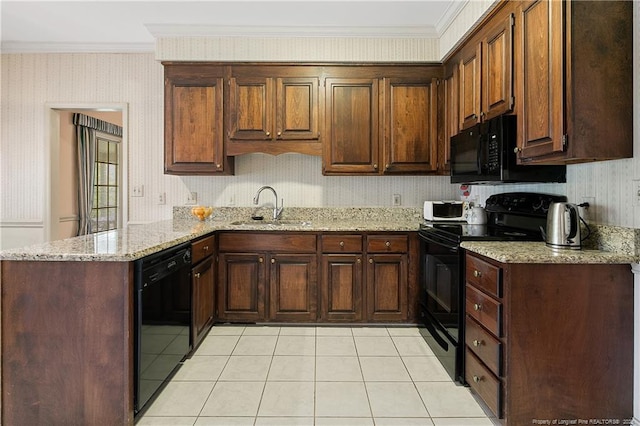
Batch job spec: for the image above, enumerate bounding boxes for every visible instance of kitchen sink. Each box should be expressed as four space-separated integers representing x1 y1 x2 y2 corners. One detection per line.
229 220 313 227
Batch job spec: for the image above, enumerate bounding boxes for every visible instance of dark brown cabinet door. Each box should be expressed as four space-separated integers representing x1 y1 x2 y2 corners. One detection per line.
164 64 232 175
515 0 564 159
228 76 274 141
276 77 320 141
481 13 514 121
458 44 482 130
321 254 363 322
226 70 321 156
442 70 459 172
217 252 266 322
192 256 214 347
382 77 438 174
323 78 380 174
269 254 317 321
366 254 408 321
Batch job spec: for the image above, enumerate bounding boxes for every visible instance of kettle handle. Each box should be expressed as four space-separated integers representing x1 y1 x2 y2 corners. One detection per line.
567 205 579 240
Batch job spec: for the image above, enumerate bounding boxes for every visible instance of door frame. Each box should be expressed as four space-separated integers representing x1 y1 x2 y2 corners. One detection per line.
44 103 129 242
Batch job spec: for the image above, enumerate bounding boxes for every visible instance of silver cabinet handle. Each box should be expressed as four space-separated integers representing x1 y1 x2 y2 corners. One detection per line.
474 303 482 311
473 339 482 347
473 270 481 278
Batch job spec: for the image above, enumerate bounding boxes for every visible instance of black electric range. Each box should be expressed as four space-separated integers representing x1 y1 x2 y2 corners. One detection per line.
417 192 567 384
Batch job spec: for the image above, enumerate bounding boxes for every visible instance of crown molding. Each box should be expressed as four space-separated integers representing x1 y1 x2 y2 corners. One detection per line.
434 0 468 35
145 23 440 39
0 42 155 54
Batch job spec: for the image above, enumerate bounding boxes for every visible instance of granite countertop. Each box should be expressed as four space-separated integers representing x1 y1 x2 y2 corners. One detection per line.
461 241 639 264
2 207 638 264
0 207 421 262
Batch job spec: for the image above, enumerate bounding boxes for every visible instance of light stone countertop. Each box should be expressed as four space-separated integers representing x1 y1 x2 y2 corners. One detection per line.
0 207 422 262
461 241 639 264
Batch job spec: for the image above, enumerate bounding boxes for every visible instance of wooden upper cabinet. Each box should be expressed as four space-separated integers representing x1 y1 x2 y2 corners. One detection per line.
442 69 459 172
458 43 482 130
482 13 514 121
227 67 321 156
228 76 274 141
515 0 632 163
323 78 380 175
458 13 514 131
516 0 564 160
382 77 438 174
276 77 319 141
164 64 233 175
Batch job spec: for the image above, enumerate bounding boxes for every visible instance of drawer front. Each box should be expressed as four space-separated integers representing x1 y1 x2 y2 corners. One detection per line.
466 254 502 298
219 232 317 253
465 284 502 337
192 235 215 264
366 235 408 253
321 234 363 253
465 315 502 376
465 349 501 417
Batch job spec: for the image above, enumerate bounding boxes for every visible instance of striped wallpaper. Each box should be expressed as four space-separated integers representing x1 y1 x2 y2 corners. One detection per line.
1 1 639 250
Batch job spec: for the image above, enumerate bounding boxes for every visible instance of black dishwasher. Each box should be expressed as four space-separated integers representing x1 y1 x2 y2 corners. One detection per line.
134 242 192 416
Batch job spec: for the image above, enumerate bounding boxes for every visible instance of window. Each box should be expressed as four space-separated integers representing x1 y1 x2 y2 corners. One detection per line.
91 133 120 233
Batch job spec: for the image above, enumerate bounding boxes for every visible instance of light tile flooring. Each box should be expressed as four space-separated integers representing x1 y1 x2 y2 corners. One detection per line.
138 325 494 426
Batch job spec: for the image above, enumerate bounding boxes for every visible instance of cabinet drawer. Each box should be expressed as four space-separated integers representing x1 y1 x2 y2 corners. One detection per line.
466 254 502 298
219 233 317 253
321 234 362 253
192 235 215 264
466 315 502 376
466 285 501 337
465 349 501 417
366 235 408 253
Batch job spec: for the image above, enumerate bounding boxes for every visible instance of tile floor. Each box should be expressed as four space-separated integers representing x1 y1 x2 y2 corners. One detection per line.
137 325 495 426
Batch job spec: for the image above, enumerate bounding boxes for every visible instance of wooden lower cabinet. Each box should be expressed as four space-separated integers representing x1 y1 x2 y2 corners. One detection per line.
321 253 364 321
464 252 633 423
217 232 317 322
269 254 317 321
192 256 215 347
217 252 266 322
191 234 215 348
366 254 408 321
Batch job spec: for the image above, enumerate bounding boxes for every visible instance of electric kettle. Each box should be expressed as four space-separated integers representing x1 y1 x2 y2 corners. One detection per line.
545 202 582 251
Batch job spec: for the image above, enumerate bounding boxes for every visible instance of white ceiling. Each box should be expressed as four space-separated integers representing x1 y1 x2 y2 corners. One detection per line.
0 0 465 53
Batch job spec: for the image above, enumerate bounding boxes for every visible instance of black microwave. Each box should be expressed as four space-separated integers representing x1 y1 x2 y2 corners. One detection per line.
450 115 566 184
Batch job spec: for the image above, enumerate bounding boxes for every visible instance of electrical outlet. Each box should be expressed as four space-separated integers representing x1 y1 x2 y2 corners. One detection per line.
580 196 595 222
132 185 144 197
392 194 401 206
158 192 166 205
186 191 197 205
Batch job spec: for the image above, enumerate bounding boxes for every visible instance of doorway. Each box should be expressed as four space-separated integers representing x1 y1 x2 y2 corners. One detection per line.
45 103 128 242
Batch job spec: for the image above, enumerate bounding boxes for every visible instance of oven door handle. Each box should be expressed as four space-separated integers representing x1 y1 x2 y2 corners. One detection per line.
418 232 459 252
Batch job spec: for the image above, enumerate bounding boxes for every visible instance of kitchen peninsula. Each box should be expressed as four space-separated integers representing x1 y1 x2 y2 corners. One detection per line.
1 208 638 425
0 207 422 425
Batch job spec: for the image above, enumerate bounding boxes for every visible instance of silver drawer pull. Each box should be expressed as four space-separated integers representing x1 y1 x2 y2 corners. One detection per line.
339 241 345 247
473 339 483 347
473 375 482 383
473 270 481 278
385 241 391 247
474 303 482 311
194 272 201 279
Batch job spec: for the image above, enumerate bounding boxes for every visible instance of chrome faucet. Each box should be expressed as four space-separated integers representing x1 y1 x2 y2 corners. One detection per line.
253 186 283 221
